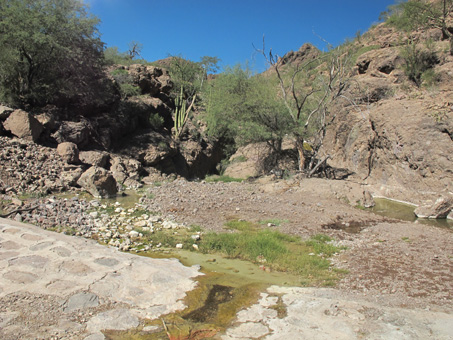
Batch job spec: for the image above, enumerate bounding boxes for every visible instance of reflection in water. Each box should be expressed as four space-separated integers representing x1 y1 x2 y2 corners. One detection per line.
369 198 453 229
184 284 234 323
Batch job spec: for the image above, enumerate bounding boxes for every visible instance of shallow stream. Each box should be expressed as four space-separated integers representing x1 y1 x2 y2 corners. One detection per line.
368 198 453 229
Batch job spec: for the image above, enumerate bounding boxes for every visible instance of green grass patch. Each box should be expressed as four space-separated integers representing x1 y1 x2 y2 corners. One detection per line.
205 175 243 183
197 221 346 287
224 219 256 231
189 224 203 232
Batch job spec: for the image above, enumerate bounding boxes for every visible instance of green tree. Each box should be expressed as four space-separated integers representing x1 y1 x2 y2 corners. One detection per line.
0 0 107 108
204 64 292 161
386 0 453 55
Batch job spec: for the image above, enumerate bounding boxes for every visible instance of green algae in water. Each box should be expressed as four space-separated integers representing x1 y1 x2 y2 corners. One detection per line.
369 198 453 229
175 249 303 287
103 271 264 340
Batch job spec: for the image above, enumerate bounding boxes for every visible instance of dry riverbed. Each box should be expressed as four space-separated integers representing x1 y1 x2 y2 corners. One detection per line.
1 176 452 339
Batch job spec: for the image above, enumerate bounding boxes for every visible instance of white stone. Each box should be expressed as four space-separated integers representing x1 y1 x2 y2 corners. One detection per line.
134 220 148 228
129 231 139 238
176 244 183 249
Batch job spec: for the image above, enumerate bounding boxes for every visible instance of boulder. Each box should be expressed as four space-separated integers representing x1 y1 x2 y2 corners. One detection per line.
110 156 143 185
362 190 375 208
77 166 117 198
35 112 58 131
51 121 91 147
61 166 84 186
414 197 453 219
79 151 110 168
3 109 43 142
57 142 80 164
0 105 13 119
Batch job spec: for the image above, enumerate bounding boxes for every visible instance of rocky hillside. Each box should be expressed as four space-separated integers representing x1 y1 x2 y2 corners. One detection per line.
225 21 453 204
0 9 452 205
322 22 453 202
0 64 223 196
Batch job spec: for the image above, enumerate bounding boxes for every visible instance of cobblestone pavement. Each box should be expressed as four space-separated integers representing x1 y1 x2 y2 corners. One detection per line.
0 218 200 340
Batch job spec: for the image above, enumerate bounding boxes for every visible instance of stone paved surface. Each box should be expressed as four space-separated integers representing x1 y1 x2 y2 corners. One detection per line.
223 286 453 340
0 218 201 340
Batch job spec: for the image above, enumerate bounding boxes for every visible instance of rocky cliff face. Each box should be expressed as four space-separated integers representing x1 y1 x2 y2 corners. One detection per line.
225 22 452 202
0 63 222 191
322 23 453 201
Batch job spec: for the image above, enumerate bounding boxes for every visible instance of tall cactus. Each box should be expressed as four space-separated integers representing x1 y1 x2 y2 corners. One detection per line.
173 85 196 140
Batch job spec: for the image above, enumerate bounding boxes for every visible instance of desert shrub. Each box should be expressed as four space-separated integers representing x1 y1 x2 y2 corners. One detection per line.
110 68 140 99
149 113 164 130
400 42 439 86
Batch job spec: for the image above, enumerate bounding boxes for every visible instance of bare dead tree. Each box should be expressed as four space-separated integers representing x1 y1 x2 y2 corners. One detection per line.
255 37 353 175
127 41 143 60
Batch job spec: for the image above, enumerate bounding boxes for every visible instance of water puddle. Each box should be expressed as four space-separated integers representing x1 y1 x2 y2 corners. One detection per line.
175 250 302 287
368 198 453 229
101 189 145 209
104 249 302 339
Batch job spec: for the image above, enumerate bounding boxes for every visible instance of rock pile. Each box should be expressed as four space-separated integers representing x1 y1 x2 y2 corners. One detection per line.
0 136 146 197
1 194 195 253
0 136 76 194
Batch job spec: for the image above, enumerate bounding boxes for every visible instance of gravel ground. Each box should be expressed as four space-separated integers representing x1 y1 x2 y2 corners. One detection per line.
1 137 452 316
141 177 453 312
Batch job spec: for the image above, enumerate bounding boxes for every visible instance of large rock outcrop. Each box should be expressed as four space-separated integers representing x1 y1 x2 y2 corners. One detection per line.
319 24 453 202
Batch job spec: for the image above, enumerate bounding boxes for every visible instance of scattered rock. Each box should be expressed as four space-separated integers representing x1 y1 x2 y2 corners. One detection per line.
3 109 43 142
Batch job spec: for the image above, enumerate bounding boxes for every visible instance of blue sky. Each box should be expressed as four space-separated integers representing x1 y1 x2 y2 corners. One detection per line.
87 0 397 72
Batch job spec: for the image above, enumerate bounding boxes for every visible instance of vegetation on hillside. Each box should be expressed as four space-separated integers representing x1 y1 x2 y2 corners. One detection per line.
384 0 453 54
0 0 450 173
0 0 112 110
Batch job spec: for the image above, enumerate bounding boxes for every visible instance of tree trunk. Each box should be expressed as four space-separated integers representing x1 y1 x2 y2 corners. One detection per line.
295 136 306 171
